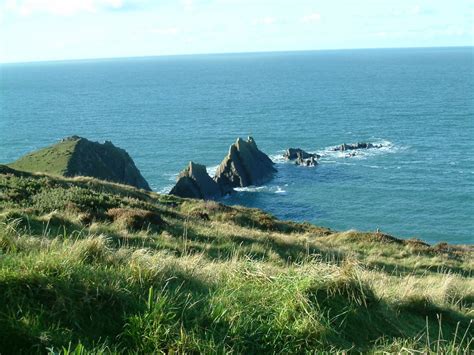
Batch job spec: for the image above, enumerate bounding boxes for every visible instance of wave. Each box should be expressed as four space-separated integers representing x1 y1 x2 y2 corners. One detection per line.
234 185 287 195
269 150 288 163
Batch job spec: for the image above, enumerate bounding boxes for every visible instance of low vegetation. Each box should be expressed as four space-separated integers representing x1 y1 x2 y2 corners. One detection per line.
0 165 472 353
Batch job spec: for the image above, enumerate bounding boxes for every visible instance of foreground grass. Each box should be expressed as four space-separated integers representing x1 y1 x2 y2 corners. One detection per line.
0 166 472 353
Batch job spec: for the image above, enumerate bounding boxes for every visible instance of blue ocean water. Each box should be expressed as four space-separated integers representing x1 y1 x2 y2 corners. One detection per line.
1 47 473 244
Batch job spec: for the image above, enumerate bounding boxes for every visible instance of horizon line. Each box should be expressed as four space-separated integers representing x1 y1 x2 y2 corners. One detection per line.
1 44 472 65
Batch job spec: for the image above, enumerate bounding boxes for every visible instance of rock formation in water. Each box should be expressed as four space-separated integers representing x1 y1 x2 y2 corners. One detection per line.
214 137 276 192
295 153 318 167
284 148 320 161
170 161 222 199
332 142 382 152
8 136 151 191
169 137 277 200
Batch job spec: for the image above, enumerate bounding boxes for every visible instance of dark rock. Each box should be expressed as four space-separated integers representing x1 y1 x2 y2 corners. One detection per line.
170 161 222 199
295 153 318 167
214 137 276 191
67 138 151 190
333 142 382 152
284 148 320 160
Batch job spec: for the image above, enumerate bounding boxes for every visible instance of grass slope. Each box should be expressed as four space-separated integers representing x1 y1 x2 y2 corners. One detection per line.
7 137 151 191
8 139 78 176
0 165 472 354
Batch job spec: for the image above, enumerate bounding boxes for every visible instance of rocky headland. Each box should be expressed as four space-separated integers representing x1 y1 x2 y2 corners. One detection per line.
8 136 151 191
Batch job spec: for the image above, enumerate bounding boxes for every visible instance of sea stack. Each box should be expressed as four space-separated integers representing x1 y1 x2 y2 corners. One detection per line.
170 161 222 199
8 136 151 191
214 136 276 192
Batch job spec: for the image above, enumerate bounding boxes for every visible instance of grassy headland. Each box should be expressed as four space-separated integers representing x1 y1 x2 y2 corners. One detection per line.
0 165 472 353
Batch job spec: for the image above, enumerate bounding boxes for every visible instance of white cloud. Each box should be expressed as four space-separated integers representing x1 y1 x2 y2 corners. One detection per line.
150 27 180 35
253 16 276 26
4 0 124 16
301 12 320 23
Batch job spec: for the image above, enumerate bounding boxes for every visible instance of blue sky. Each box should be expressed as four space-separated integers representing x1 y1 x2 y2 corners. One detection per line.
0 0 473 63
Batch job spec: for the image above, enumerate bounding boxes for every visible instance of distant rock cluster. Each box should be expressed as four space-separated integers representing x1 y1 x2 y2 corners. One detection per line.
332 142 383 152
170 137 276 200
284 141 384 164
284 148 320 166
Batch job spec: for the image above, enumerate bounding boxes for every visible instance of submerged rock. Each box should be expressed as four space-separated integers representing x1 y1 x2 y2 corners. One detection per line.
214 137 276 191
333 142 382 152
8 136 151 190
170 161 222 199
284 148 320 161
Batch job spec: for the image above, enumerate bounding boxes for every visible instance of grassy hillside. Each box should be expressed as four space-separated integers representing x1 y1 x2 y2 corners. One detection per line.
7 137 151 191
0 165 472 353
8 139 78 176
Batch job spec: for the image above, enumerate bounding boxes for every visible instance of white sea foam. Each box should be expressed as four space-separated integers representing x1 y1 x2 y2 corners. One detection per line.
317 139 399 161
206 164 220 176
234 185 287 195
234 186 268 193
269 150 287 163
274 186 287 194
158 184 175 194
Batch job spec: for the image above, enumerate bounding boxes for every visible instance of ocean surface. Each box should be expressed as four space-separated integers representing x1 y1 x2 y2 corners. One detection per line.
1 47 473 244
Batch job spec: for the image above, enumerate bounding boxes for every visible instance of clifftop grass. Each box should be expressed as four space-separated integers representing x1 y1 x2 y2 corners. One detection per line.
8 139 78 176
0 166 472 353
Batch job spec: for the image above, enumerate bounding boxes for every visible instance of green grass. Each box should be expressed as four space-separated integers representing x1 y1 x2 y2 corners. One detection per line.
0 167 472 354
8 139 78 176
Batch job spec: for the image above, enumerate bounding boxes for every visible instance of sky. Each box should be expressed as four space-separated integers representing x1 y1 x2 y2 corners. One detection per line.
0 0 473 63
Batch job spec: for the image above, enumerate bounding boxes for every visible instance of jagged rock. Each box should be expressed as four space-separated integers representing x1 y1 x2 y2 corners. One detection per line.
8 136 151 190
284 148 320 160
295 153 318 167
170 161 222 199
333 142 382 151
214 137 276 191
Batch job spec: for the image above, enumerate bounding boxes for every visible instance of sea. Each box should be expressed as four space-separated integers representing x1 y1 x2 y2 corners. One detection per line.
1 47 473 244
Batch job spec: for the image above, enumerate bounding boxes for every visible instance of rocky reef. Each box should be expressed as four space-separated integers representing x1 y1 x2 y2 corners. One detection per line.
284 148 320 161
170 137 276 200
295 154 318 167
8 136 151 191
284 148 319 167
332 142 382 151
170 162 222 200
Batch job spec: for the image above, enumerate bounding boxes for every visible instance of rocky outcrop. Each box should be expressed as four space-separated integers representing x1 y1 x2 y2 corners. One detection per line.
170 162 222 199
284 148 320 161
169 137 277 200
295 154 317 167
214 137 276 192
332 142 382 152
9 136 151 191
68 138 151 190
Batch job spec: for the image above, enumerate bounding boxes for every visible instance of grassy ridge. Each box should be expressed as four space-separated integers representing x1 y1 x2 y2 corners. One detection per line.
0 165 472 353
